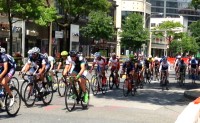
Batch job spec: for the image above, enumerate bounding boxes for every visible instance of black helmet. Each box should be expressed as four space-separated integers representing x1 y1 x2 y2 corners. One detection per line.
69 50 77 57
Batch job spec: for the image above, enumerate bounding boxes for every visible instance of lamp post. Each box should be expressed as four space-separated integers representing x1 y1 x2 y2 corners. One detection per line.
146 13 163 56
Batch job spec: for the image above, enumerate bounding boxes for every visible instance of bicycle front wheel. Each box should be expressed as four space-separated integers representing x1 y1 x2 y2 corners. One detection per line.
24 83 36 107
58 78 66 97
10 77 19 91
109 75 114 89
42 82 54 105
123 80 129 97
5 87 21 117
65 85 76 112
91 75 99 96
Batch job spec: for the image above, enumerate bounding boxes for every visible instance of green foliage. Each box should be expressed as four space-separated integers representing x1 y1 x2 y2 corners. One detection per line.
169 40 182 54
80 11 115 41
120 13 149 50
0 0 58 26
191 0 200 10
189 20 200 43
57 0 111 26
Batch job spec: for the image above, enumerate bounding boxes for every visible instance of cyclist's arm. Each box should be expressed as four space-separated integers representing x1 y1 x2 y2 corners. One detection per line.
49 61 54 71
57 62 62 70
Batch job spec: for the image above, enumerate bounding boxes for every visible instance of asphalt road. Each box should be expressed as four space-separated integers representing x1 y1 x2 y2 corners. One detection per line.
0 69 199 123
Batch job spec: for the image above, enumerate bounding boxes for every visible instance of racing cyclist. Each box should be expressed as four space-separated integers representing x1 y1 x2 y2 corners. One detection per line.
108 53 120 83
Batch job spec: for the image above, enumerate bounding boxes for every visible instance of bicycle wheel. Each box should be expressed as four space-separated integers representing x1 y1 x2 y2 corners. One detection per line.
58 78 66 97
42 82 54 105
5 87 21 117
101 79 108 95
123 80 129 97
65 85 76 112
81 80 90 109
10 77 19 91
131 84 136 96
20 80 29 100
24 83 36 107
91 75 99 96
109 75 114 89
52 76 58 92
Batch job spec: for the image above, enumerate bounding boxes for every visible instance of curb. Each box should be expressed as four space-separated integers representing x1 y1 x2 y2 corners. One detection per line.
184 89 200 100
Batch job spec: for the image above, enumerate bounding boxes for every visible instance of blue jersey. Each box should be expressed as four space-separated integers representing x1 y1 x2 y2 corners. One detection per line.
0 53 16 71
28 53 46 68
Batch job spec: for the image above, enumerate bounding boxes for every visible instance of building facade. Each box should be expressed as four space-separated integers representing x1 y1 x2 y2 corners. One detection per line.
114 0 151 57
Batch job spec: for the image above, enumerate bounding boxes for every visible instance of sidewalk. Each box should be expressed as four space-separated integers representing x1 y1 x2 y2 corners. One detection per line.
184 89 200 100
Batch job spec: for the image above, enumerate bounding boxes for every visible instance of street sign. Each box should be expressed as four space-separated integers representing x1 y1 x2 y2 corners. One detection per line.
55 31 63 38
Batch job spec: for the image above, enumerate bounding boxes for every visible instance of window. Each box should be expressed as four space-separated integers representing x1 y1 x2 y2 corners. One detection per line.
151 23 156 27
152 7 164 13
166 8 178 14
166 2 178 8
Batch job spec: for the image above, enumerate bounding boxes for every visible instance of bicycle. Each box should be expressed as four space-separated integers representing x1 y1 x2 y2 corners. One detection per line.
144 68 151 84
23 70 54 107
65 76 90 112
191 68 196 84
177 71 185 86
160 70 169 90
58 75 69 97
50 70 59 92
109 69 120 89
154 66 159 81
135 71 144 89
91 69 108 95
0 78 21 117
122 73 136 97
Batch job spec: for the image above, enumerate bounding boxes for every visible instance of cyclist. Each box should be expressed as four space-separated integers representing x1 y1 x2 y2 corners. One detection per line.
108 53 120 81
89 52 107 85
159 57 170 90
147 55 154 79
56 51 68 73
174 55 181 79
22 47 47 88
187 56 192 78
0 47 16 106
134 55 145 87
190 57 198 79
68 50 88 103
153 57 160 80
177 59 186 79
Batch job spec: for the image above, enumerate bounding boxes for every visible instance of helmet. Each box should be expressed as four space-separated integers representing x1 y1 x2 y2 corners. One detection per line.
69 50 77 57
125 58 131 62
148 55 152 58
95 52 101 58
32 47 40 53
61 51 68 56
0 47 6 53
27 49 33 54
191 57 195 60
43 53 48 58
177 55 181 59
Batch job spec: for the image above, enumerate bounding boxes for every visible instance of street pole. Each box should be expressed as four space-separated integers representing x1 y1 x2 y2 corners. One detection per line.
49 22 52 56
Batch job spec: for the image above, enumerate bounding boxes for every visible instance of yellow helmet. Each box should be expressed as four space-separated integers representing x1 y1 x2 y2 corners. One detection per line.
61 51 68 56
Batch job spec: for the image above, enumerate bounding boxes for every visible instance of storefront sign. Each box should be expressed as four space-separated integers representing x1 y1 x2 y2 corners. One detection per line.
55 31 63 38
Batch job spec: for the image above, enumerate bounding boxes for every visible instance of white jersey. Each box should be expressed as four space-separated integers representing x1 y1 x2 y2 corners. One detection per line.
108 57 119 67
159 61 170 72
93 57 106 68
48 56 55 64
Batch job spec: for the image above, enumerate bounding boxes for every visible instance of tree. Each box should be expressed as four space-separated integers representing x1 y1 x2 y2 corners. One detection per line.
56 0 112 50
189 20 200 44
191 0 200 10
120 13 149 51
80 11 115 41
0 0 58 55
169 40 182 55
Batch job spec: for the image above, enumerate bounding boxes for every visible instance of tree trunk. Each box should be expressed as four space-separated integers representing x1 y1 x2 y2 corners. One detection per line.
7 0 13 55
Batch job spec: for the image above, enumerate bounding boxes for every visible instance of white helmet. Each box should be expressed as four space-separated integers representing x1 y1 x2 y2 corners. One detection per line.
27 49 33 54
191 57 195 60
0 47 6 53
32 47 40 53
148 55 152 58
95 52 101 57
177 55 181 59
43 53 48 58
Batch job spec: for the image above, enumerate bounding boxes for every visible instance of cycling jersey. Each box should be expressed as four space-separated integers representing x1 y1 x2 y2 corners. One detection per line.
0 53 16 78
93 57 106 68
154 60 159 67
190 59 198 69
28 53 46 69
178 63 186 72
109 57 120 70
48 56 56 64
144 60 150 68
159 61 170 71
122 61 134 74
175 59 181 66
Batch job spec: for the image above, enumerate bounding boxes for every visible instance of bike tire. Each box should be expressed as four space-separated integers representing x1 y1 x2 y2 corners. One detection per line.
102 80 108 95
58 78 66 97
81 80 90 109
109 75 114 90
10 77 19 91
52 76 58 92
131 83 136 96
20 80 29 100
65 85 76 112
91 75 99 96
123 80 129 97
24 83 36 107
42 82 54 105
5 87 21 117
